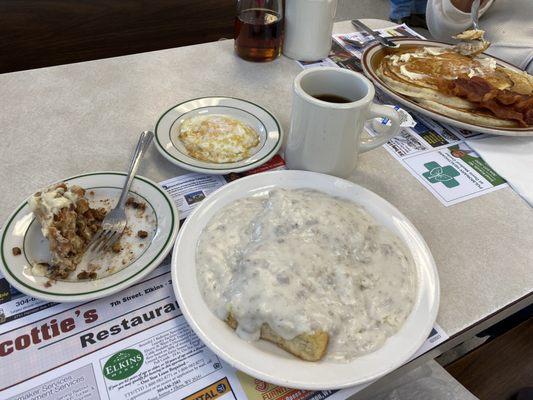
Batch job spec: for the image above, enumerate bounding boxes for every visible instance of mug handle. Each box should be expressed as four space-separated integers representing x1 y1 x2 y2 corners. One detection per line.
359 103 401 153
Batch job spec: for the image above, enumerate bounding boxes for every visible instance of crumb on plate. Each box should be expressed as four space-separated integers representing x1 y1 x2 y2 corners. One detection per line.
111 241 122 253
126 197 146 211
77 271 97 280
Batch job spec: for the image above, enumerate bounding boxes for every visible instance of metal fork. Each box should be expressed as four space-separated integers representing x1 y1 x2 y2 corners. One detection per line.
351 20 400 49
84 130 154 259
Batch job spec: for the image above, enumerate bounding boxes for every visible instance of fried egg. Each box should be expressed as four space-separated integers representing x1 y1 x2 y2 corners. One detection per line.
178 115 260 163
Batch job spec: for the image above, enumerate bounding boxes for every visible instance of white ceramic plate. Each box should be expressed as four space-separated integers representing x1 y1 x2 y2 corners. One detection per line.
0 172 179 303
171 170 440 390
362 38 533 136
155 97 283 174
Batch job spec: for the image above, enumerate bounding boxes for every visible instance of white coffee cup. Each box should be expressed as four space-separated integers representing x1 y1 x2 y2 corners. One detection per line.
285 67 401 178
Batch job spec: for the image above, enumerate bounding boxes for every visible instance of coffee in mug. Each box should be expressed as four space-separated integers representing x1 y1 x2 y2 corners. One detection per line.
313 94 352 103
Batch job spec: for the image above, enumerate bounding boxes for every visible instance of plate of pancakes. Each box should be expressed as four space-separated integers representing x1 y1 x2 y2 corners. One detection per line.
362 38 533 136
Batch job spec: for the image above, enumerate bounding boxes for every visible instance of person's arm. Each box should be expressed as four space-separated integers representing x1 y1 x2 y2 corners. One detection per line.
426 0 494 41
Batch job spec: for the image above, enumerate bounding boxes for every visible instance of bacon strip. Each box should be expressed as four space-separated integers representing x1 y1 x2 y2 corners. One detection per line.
438 76 533 127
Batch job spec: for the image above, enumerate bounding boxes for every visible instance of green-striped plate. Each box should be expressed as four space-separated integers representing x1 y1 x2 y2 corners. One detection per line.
155 97 283 174
0 172 178 302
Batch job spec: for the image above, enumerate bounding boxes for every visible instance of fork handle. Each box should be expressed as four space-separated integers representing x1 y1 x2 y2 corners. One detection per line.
351 20 399 49
471 0 481 30
118 130 154 209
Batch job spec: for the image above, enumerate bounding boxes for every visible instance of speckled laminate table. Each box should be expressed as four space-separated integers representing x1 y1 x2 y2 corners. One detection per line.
1 19 531 395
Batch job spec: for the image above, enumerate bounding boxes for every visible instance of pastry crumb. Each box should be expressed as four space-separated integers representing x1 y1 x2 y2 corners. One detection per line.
77 271 97 280
111 241 122 253
12 247 21 256
126 197 146 211
137 230 148 239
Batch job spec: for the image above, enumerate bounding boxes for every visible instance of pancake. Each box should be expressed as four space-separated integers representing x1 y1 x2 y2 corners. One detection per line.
453 29 490 56
384 48 480 90
378 45 533 128
454 30 485 41
383 47 511 90
377 64 475 109
505 69 533 95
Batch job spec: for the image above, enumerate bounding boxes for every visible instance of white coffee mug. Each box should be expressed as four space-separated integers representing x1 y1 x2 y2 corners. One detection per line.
285 67 401 178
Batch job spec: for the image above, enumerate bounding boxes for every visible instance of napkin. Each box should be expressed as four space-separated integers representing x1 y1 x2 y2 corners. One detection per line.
466 136 533 207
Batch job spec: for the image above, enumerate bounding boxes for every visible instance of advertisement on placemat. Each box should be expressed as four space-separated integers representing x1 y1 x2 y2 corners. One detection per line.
236 371 336 400
159 155 287 221
402 144 506 205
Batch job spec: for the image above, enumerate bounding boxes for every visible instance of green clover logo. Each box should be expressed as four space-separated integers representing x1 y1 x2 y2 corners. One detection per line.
422 162 460 188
